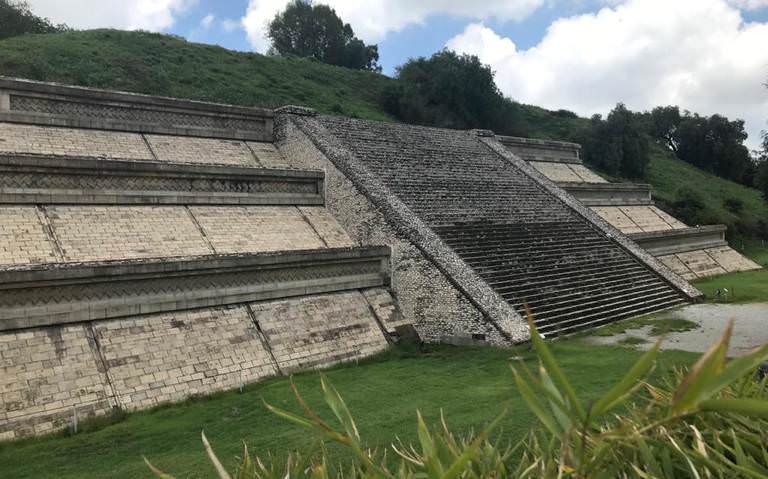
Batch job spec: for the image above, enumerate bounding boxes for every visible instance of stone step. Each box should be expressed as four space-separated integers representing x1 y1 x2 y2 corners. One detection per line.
534 293 684 335
525 283 673 319
536 297 686 337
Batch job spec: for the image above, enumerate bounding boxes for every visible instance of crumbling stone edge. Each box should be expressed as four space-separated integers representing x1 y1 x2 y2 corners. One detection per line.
480 134 703 301
284 114 530 343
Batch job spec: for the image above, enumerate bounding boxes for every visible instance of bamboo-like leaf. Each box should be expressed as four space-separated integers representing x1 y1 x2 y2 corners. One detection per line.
512 366 561 436
143 457 176 479
263 399 317 430
590 339 660 418
320 374 360 443
524 307 586 421
703 343 768 399
539 365 572 432
672 320 733 414
202 431 233 479
415 411 444 477
699 398 768 419
442 408 507 479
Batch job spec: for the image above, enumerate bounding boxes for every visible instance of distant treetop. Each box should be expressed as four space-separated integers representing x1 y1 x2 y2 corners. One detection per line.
267 0 380 72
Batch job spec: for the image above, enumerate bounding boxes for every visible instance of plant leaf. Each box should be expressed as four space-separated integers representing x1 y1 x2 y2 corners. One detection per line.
524 306 586 421
202 431 233 479
590 338 660 418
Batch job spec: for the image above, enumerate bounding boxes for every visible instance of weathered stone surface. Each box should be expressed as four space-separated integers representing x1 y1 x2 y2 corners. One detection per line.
529 161 585 182
0 122 152 160
361 287 411 334
298 206 357 248
247 141 291 169
46 206 212 262
277 119 519 344
0 324 114 440
92 306 277 410
659 246 760 279
145 135 258 166
190 206 330 253
0 207 58 265
251 291 389 372
593 206 687 234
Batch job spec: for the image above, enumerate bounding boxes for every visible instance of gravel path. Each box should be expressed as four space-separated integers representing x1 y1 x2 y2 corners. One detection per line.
583 303 768 356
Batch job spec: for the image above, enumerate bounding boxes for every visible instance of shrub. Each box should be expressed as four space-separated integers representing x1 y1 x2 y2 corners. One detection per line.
148 318 768 478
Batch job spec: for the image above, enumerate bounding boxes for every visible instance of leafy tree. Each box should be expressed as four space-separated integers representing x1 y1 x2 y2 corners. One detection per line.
579 104 650 180
267 0 379 71
383 49 510 131
645 106 753 185
0 0 68 40
756 133 768 201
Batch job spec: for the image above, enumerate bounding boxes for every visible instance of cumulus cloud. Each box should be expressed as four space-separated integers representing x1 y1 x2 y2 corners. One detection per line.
200 13 214 30
27 0 195 31
241 0 545 53
447 0 768 147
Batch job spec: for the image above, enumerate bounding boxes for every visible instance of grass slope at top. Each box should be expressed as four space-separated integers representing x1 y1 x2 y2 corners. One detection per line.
0 29 393 120
647 144 768 240
0 342 697 479
693 268 768 304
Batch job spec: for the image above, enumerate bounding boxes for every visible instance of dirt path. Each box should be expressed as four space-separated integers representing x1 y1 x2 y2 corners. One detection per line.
583 303 768 356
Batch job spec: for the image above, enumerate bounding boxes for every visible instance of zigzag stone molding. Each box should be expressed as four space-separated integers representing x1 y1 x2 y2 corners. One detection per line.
0 77 273 141
0 246 390 331
559 182 654 206
0 154 324 205
629 225 728 256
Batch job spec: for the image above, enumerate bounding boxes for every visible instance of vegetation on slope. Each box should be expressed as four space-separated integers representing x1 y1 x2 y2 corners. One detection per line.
0 29 392 120
0 342 697 479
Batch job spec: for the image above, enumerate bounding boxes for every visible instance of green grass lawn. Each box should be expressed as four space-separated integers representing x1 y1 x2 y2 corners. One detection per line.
0 343 697 479
693 268 768 304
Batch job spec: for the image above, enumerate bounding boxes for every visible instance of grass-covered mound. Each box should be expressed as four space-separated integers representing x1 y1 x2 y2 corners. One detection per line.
0 342 697 479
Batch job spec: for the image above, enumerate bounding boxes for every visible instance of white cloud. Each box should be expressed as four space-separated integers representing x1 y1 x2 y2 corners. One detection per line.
200 13 214 30
27 0 195 31
446 0 768 148
241 0 545 53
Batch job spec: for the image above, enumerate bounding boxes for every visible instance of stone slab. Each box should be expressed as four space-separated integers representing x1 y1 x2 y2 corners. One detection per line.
93 306 277 410
252 291 389 372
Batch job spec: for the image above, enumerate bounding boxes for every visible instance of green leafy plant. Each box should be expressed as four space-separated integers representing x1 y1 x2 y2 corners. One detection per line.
147 316 768 478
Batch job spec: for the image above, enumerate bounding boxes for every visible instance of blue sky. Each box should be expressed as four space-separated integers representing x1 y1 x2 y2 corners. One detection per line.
26 0 768 147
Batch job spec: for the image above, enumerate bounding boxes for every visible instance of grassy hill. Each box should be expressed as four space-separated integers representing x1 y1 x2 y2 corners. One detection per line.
0 29 392 120
0 29 765 246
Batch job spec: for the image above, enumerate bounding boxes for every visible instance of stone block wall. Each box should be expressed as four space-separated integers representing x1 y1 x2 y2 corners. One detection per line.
251 290 389 372
0 205 354 265
93 306 277 410
0 122 292 169
0 325 115 440
0 122 153 161
276 118 515 345
0 206 58 265
0 287 400 440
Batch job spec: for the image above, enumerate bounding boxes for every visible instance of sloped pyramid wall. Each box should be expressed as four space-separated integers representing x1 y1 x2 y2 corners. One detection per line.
499 136 761 280
0 79 407 440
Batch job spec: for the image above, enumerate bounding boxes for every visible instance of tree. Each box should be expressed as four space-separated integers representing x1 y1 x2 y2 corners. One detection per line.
383 50 509 131
756 133 768 201
645 106 753 186
0 0 68 40
267 0 379 71
579 104 650 180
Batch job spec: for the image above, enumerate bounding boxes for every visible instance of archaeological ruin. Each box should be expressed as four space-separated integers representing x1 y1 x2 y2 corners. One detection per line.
0 77 755 439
